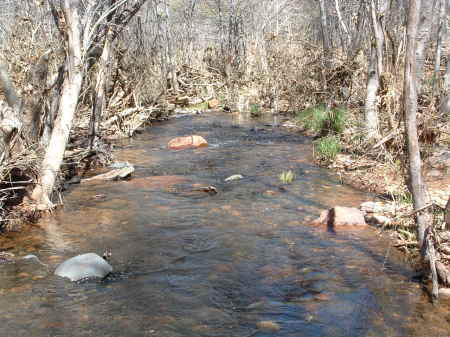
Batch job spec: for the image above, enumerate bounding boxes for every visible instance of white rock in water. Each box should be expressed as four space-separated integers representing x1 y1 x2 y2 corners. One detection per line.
54 253 112 281
225 174 244 182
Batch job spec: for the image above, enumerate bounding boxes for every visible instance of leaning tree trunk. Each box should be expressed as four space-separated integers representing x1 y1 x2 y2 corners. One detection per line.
31 0 84 209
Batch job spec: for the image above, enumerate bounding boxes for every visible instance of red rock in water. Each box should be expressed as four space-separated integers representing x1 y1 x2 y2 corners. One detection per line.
168 135 208 150
311 206 367 227
208 99 220 109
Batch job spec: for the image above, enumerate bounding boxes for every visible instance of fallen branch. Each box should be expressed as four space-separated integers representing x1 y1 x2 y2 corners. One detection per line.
394 240 418 247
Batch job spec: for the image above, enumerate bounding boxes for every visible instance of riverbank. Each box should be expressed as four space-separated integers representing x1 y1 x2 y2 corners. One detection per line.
281 109 450 299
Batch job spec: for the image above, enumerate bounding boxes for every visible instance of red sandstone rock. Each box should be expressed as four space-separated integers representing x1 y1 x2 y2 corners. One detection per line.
167 135 208 150
311 206 367 227
208 99 220 109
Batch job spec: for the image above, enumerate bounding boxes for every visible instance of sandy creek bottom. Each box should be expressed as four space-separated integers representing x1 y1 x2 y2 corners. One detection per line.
1 112 449 337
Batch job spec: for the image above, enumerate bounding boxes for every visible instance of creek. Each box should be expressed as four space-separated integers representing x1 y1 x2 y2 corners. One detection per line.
1 112 449 337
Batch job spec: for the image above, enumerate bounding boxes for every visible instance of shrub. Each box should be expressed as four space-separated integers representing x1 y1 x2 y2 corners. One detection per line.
250 103 261 115
314 135 341 162
296 104 346 135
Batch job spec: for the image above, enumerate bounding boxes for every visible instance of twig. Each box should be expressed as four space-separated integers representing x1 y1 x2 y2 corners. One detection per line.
394 241 418 247
0 186 27 192
403 204 435 217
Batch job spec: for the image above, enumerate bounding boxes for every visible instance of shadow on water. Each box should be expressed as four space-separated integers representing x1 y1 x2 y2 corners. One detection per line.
1 112 450 337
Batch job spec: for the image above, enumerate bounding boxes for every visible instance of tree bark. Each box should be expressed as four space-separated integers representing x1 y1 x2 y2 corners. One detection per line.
364 42 381 139
0 61 22 112
89 29 113 150
416 0 437 93
163 0 178 92
31 0 84 209
440 3 450 115
364 0 386 140
403 0 430 250
0 62 22 163
318 0 331 68
433 0 448 84
334 0 350 49
370 0 386 76
445 196 450 229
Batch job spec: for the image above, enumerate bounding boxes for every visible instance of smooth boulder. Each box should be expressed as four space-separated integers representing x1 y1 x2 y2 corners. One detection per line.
54 253 112 281
168 135 208 150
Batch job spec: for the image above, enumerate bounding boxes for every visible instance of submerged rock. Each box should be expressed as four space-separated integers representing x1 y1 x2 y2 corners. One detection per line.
54 253 112 282
256 321 280 332
82 163 134 183
168 135 208 150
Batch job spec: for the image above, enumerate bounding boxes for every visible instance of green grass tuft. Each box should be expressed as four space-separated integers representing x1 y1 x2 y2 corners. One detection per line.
279 170 295 184
296 104 346 135
314 135 341 162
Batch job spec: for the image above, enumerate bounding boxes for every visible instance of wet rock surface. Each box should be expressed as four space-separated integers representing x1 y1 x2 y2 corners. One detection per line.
54 253 113 282
167 135 208 150
312 206 367 227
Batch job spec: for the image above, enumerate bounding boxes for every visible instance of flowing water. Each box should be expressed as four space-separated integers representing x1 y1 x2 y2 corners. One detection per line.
1 112 449 337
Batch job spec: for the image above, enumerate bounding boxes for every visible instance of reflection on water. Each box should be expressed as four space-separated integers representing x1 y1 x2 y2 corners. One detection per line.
1 112 450 337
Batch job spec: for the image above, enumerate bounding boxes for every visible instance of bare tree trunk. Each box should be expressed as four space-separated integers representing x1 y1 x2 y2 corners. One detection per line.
0 100 21 164
416 0 437 93
433 0 448 82
0 63 23 163
31 0 84 209
41 61 66 147
89 29 113 149
318 0 331 67
0 61 22 112
349 1 366 59
334 0 350 49
403 0 430 251
163 0 178 92
364 43 380 139
445 196 450 229
442 57 450 115
26 49 51 141
363 0 387 140
370 0 386 76
440 2 450 115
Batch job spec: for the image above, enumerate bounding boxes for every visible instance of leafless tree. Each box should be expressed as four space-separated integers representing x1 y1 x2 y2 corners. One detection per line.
403 0 438 299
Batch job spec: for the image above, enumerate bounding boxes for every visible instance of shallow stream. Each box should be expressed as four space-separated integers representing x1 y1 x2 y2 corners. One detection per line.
1 112 449 337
